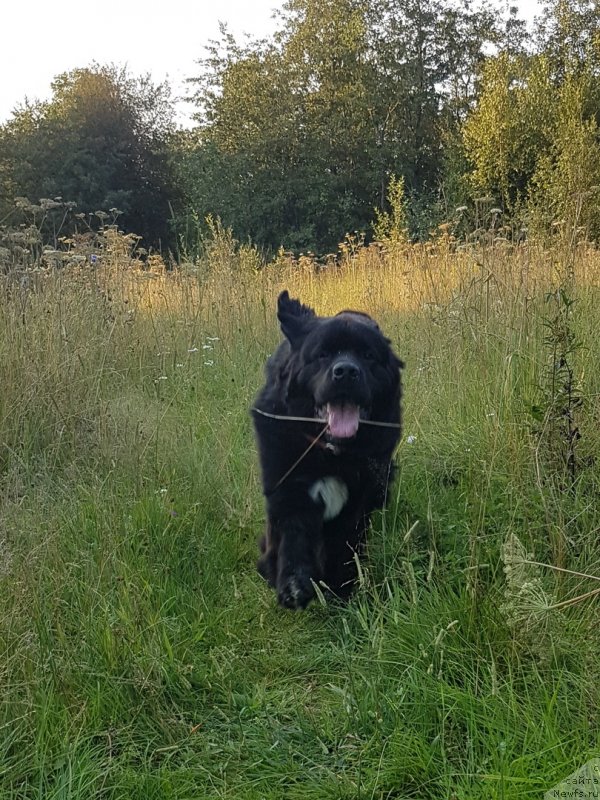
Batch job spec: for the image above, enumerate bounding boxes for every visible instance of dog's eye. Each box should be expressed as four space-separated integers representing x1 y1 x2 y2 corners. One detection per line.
363 349 376 361
317 350 330 360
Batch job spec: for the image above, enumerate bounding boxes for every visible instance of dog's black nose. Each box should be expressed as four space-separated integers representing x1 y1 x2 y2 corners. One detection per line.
332 360 360 381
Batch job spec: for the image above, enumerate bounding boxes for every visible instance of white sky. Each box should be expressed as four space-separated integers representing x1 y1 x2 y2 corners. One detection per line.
1 0 542 127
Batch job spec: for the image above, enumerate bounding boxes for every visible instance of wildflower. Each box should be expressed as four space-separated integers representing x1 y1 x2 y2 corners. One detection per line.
204 360 214 366
188 347 199 353
406 435 417 444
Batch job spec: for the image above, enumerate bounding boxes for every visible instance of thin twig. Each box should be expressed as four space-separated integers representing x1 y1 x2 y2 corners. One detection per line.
546 586 600 611
272 425 331 489
522 560 600 583
252 407 402 429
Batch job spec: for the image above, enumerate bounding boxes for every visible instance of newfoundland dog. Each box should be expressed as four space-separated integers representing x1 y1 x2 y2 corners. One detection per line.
251 291 403 609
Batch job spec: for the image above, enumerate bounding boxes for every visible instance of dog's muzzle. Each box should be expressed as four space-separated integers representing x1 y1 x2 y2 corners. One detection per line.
331 359 361 383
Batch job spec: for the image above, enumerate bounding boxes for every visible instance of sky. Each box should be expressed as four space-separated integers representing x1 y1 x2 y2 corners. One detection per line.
0 0 543 127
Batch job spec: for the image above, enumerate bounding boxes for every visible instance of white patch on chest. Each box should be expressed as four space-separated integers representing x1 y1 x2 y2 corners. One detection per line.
309 477 349 521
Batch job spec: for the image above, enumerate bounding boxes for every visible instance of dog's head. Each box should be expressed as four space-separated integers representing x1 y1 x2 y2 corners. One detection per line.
277 290 403 440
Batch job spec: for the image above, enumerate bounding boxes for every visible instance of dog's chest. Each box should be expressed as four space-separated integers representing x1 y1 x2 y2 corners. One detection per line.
308 476 349 520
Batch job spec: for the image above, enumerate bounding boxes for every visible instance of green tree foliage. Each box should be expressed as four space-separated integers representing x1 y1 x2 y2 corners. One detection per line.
535 0 600 75
463 0 600 239
0 65 178 248
5 0 600 253
530 73 600 239
183 0 499 252
463 53 555 211
184 2 374 252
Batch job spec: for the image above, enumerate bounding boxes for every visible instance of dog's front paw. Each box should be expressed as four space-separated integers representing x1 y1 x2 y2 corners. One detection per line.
277 569 315 610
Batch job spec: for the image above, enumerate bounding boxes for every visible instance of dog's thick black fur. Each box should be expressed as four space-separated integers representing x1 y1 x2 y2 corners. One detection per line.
251 291 403 609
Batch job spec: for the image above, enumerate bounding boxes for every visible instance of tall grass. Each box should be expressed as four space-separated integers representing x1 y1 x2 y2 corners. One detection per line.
1 232 599 798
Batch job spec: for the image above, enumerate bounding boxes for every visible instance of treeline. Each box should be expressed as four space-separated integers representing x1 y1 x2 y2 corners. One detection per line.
1 0 600 256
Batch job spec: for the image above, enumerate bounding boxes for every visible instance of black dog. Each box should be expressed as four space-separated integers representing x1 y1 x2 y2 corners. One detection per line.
251 291 403 609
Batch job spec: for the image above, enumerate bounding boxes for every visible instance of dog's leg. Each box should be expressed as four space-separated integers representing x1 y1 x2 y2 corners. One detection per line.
256 522 278 587
321 511 370 600
272 512 324 610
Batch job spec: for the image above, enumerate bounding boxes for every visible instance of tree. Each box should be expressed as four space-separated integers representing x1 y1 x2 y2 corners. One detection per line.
530 71 600 239
461 0 600 240
365 0 500 233
535 0 600 76
0 64 178 248
185 2 375 252
184 0 500 251
462 53 555 211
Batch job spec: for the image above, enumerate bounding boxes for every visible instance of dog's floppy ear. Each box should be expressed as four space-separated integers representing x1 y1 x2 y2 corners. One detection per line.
277 290 316 347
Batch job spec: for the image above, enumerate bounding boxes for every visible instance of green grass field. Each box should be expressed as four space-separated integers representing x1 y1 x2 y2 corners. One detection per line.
1 235 600 798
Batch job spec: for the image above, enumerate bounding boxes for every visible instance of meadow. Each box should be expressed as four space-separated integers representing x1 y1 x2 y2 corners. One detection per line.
1 228 600 798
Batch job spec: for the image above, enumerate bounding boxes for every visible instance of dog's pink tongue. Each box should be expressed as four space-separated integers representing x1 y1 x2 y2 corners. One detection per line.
327 403 360 438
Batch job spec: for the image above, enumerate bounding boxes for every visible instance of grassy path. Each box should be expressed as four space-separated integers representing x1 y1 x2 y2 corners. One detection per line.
1 241 599 797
